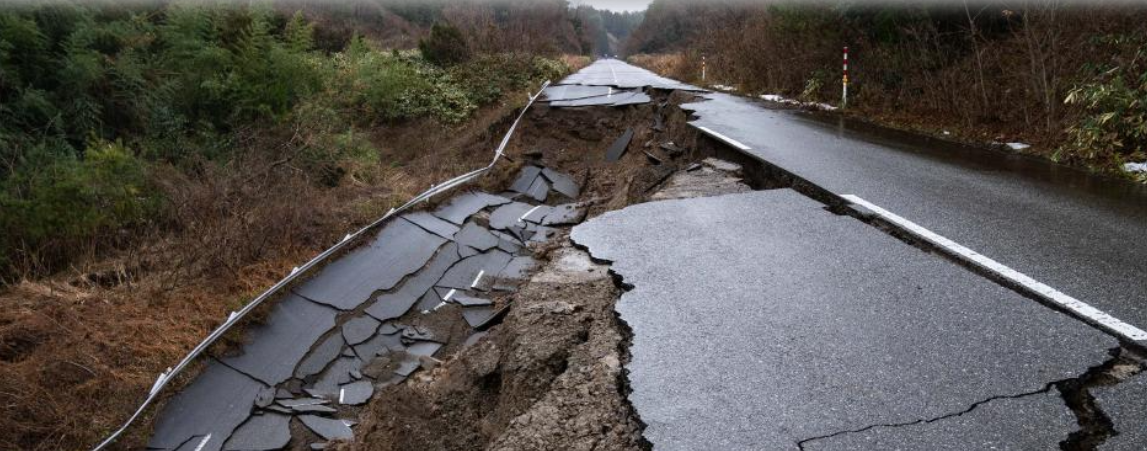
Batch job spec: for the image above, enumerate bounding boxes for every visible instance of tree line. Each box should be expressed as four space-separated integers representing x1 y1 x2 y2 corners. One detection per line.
624 0 1147 179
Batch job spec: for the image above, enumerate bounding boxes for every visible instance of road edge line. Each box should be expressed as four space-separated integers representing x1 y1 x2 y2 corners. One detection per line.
695 125 751 151
842 194 1147 343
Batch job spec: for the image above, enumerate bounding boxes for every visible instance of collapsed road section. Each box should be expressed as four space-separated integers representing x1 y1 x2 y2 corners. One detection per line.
146 165 588 451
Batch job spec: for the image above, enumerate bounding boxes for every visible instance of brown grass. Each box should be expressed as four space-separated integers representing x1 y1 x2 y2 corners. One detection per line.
0 90 536 451
628 53 699 84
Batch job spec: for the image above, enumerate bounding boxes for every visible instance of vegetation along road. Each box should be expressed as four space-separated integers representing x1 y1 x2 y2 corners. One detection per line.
1 1 1146 451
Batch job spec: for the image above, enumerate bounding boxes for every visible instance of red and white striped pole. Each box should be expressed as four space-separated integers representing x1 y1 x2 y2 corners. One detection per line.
842 46 849 109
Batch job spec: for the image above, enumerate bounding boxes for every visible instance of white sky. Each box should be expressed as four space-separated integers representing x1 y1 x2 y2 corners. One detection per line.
571 0 653 12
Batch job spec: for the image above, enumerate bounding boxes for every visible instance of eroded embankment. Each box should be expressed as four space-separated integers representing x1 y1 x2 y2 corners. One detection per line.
328 91 751 450
308 81 1143 450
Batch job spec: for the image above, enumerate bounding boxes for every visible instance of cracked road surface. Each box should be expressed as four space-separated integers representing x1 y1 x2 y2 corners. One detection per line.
146 166 586 450
570 59 1147 333
571 189 1117 450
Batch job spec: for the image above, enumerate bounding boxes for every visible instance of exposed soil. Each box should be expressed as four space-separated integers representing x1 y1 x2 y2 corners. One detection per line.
331 92 758 451
0 80 710 451
335 240 643 451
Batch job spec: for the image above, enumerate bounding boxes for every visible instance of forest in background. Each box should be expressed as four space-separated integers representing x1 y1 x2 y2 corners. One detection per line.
624 0 1147 181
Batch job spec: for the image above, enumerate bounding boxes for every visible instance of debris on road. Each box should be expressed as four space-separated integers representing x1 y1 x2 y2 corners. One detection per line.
606 128 635 161
145 163 592 450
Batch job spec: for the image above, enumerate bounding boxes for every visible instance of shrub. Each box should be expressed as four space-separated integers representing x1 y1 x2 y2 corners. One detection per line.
418 22 471 67
1060 36 1147 174
0 140 159 275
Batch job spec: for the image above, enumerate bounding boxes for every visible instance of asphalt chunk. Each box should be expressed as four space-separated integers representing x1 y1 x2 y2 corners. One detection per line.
541 168 580 198
402 211 461 240
295 333 345 379
341 316 380 346
222 413 291 451
148 361 266 451
299 416 354 442
509 166 543 194
365 243 461 321
488 202 535 230
295 220 446 310
454 222 500 251
338 380 374 406
437 251 514 290
434 191 512 225
221 294 338 386
605 128 634 161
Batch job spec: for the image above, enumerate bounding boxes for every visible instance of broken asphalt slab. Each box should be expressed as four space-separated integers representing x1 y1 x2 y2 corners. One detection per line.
148 361 266 451
571 189 1116 450
364 243 461 321
220 293 338 386
433 191 511 225
222 412 291 451
606 128 634 162
299 416 354 441
295 219 446 310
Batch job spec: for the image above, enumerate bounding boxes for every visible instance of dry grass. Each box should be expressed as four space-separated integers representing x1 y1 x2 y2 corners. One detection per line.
560 54 593 73
628 53 700 84
0 91 535 451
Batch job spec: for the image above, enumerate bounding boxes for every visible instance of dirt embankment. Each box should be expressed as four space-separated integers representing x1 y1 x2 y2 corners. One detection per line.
336 92 756 451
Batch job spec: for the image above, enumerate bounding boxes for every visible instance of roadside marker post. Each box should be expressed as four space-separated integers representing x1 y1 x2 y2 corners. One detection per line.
701 55 706 82
842 46 849 109
844 45 853 109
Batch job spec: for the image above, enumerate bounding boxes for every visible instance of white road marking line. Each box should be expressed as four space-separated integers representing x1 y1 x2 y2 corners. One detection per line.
193 434 212 451
842 194 1147 342
432 301 447 311
339 388 345 404
471 270 485 288
444 288 456 302
695 125 751 151
520 205 542 223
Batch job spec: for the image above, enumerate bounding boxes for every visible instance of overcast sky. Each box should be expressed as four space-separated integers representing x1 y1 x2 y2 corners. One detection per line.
571 0 653 12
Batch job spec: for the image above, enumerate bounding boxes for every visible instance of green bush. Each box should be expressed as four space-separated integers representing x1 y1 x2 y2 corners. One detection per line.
0 140 158 272
1061 36 1147 177
418 22 471 67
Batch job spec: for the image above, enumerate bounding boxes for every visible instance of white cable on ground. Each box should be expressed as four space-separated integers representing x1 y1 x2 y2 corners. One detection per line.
90 80 551 451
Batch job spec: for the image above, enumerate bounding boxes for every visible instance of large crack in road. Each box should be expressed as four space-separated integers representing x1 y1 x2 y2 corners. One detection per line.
137 59 1147 451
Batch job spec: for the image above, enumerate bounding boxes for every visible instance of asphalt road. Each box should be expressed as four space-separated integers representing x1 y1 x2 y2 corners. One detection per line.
563 59 1147 449
566 59 1147 338
572 189 1114 450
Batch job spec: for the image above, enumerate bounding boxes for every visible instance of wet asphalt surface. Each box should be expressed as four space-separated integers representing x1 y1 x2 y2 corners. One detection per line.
572 189 1115 450
563 60 1147 449
573 59 1147 332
